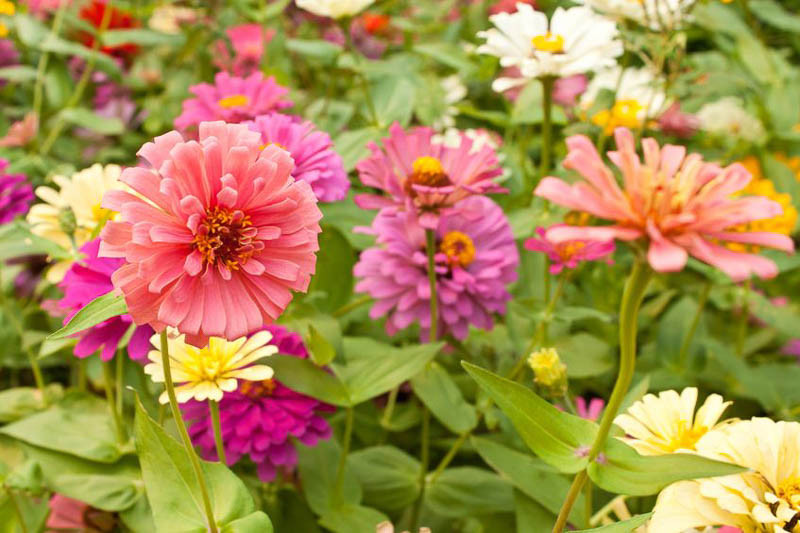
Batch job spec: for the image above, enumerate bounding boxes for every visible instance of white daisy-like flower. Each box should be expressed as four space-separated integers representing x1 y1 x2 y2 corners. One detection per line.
477 4 623 93
144 328 277 404
577 0 696 30
614 387 732 455
148 5 197 34
696 97 766 143
648 418 800 533
294 0 374 19
432 75 468 131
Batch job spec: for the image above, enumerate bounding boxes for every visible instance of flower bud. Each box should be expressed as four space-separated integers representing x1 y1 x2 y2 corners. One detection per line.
528 347 567 396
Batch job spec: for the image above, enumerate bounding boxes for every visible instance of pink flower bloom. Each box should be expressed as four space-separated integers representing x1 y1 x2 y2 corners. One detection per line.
21 0 71 17
784 339 800 358
0 112 38 148
0 39 19 88
525 225 614 274
658 102 700 138
553 74 588 108
354 196 518 340
174 72 292 131
575 396 604 421
99 122 322 345
0 158 33 224
182 325 333 481
489 0 537 15
246 113 349 202
718 528 743 533
214 24 275 76
535 128 795 281
46 494 116 532
355 122 505 228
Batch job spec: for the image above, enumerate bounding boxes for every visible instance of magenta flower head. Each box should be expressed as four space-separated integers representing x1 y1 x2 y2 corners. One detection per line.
525 224 614 274
174 72 292 131
56 239 153 362
214 24 275 76
99 122 322 346
355 123 505 228
182 325 333 481
0 158 34 224
354 196 519 341
246 113 349 202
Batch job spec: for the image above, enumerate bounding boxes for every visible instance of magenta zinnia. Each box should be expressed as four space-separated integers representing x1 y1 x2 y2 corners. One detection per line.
182 325 333 481
355 122 505 228
99 121 322 345
0 158 33 224
354 196 518 340
525 224 614 274
535 128 795 281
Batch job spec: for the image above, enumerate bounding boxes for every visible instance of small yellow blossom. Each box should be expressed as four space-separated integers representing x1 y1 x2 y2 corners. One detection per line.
528 347 567 394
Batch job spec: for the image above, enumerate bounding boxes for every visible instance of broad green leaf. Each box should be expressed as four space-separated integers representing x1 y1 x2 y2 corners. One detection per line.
370 76 417 127
286 39 341 62
3 459 44 495
220 512 275 533
413 42 477 76
555 333 613 379
736 35 777 84
297 439 361 516
267 355 350 406
102 28 184 47
319 195 377 249
749 0 800 32
58 108 125 135
462 362 597 473
588 439 746 496
306 325 337 366
411 363 477 435
426 467 514 517
332 128 382 172
348 446 420 511
49 292 128 340
573 514 652 532
0 66 38 83
692 2 751 36
0 221 73 261
308 226 355 313
556 307 613 324
38 34 121 78
514 490 554 533
0 385 63 423
0 490 49 533
318 503 388 533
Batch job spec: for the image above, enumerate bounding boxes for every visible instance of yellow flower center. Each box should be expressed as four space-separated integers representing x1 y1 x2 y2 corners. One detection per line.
531 32 565 53
564 211 592 227
260 142 287 151
778 477 800 510
662 420 707 452
556 241 586 261
439 231 476 268
91 203 113 224
406 156 452 195
217 94 250 109
0 0 14 16
592 99 644 134
181 337 242 382
239 378 277 399
193 206 258 270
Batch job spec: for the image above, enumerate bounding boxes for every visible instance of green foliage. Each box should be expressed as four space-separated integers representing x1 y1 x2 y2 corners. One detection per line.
48 292 128 341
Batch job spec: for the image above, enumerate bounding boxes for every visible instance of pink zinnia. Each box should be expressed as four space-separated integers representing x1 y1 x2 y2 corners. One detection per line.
575 397 604 421
174 72 292 131
214 24 275 76
658 102 700 138
0 158 33 224
524 224 614 274
355 122 505 228
354 196 518 340
99 122 322 345
535 128 795 281
246 113 349 202
182 325 333 481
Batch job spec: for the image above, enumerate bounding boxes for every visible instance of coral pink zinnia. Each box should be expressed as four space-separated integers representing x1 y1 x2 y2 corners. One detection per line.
525 224 614 274
355 122 505 228
535 128 795 281
99 121 322 345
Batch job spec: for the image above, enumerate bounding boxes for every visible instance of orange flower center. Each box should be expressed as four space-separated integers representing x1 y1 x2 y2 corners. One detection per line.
439 231 476 268
218 94 250 109
260 141 288 151
556 241 585 261
406 156 451 196
663 420 707 452
531 32 565 53
239 378 276 399
193 206 258 270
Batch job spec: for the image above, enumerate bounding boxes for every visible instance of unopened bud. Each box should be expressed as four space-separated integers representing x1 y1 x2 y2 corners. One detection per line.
58 207 77 237
528 347 567 396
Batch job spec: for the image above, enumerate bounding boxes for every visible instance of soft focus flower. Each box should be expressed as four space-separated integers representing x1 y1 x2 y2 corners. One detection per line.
360 13 391 35
0 0 13 37
648 418 800 532
784 339 800 359
175 72 292 130
477 5 622 93
552 74 588 108
55 239 152 362
576 396 604 421
0 112 38 147
349 15 390 59
182 325 333 481
580 67 668 134
431 75 467 131
534 128 795 281
354 196 519 340
0 158 33 224
355 123 505 228
489 0 537 16
46 494 116 532
658 102 700 138
8 254 48 299
144 328 276 403
528 347 567 395
20 0 68 17
614 387 731 455
99 122 322 344
148 4 197 34
0 38 19 87
376 523 431 533
577 0 695 30
79 0 140 62
697 97 765 144
525 224 614 274
214 24 275 77
27 163 127 282
245 113 349 202
295 0 374 19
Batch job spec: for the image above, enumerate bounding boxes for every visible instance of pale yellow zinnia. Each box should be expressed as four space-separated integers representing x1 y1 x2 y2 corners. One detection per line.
144 329 277 404
614 387 732 455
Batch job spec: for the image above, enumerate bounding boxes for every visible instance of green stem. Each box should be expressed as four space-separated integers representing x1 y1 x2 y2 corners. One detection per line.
116 352 124 416
425 229 438 342
583 479 593 528
7 490 29 533
409 406 430 530
209 400 226 464
552 261 652 533
677 282 711 368
334 407 354 502
539 76 555 179
159 331 218 533
380 386 400 429
77 357 87 391
332 295 372 318
31 0 69 128
736 279 751 357
429 432 468 483
102 358 126 445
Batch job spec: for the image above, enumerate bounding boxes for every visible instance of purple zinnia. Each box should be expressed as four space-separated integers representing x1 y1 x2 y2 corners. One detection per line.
246 113 349 202
54 238 152 362
182 325 334 481
354 195 519 340
0 158 34 224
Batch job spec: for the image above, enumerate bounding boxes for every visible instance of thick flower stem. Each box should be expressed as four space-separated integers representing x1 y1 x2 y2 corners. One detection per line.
552 261 652 533
539 76 556 179
159 331 218 533
334 406 354 503
102 358 126 445
209 400 226 465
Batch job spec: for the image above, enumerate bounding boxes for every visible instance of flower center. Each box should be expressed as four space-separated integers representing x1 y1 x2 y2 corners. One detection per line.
218 94 250 109
192 206 259 270
532 32 565 53
592 99 644 133
92 203 113 224
260 141 287 151
406 156 452 195
239 378 276 399
439 231 476 268
556 241 586 261
663 420 707 452
778 477 800 511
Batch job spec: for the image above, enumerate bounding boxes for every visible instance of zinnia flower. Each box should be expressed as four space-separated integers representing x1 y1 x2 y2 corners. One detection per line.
355 123 505 228
79 0 140 62
534 128 796 281
214 24 274 76
658 102 700 138
147 4 197 34
696 97 765 144
0 38 19 87
46 494 117 532
614 387 732 455
246 113 349 202
182 325 333 481
477 4 622 93
174 72 292 131
99 122 322 344
354 195 518 340
0 112 38 147
648 418 800 532
55 239 152 362
144 328 276 403
577 0 695 30
552 74 588 108
489 0 537 16
294 0 375 19
528 347 567 396
0 158 33 224
524 224 614 274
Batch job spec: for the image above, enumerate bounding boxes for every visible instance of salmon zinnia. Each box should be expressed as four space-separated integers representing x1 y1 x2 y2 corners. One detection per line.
99 121 322 344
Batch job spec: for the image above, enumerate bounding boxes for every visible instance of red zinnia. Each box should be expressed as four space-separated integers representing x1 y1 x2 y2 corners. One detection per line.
79 0 140 62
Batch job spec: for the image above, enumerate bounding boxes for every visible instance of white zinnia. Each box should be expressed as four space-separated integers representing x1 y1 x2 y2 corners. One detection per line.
580 66 669 131
577 0 696 30
477 4 623 93
294 0 375 19
696 97 766 143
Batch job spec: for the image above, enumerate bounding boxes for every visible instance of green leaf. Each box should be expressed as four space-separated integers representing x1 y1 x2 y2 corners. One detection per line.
462 362 597 473
318 503 388 533
348 446 420 511
0 221 73 261
555 307 613 324
297 439 361 516
220 512 275 533
413 43 477 76
102 28 185 47
573 514 652 532
333 128 383 173
48 291 128 340
749 0 800 32
736 35 777 84
511 81 567 125
411 363 478 434
4 459 44 495
58 108 125 135
514 490 554 533
555 333 613 379
426 467 514 517
371 76 417 127
746 290 800 338
308 226 355 313
588 439 746 496
0 385 63 423
306 325 337 366
0 65 38 83
286 39 341 62
267 355 350 406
